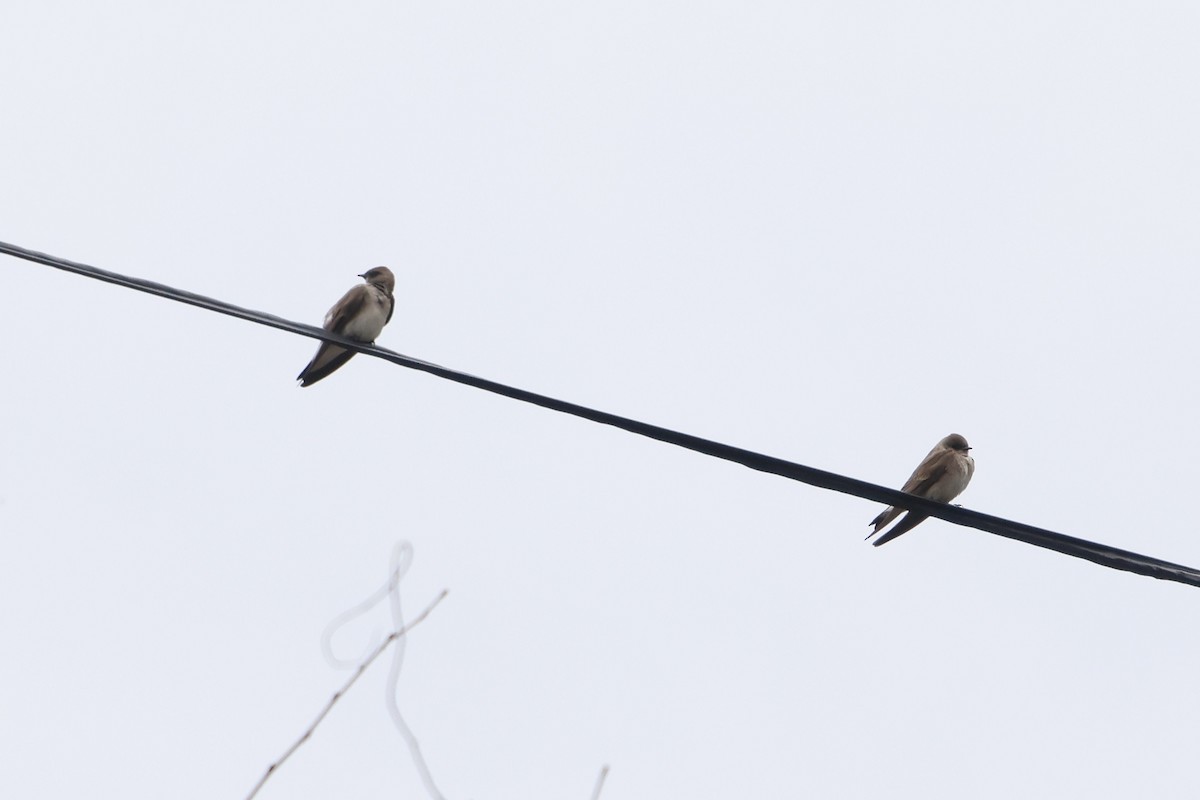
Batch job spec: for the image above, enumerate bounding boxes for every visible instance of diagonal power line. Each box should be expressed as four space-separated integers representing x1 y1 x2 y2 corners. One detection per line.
5 239 1200 589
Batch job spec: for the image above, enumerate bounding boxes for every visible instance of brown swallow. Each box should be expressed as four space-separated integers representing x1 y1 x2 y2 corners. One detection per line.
867 433 975 546
297 267 395 387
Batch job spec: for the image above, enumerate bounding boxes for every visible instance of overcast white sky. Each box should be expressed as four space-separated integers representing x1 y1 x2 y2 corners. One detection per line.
4 2 1200 798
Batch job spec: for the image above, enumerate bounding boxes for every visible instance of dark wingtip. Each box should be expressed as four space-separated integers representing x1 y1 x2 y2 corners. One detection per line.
296 368 325 387
870 513 929 547
297 369 332 388
873 525 908 547
295 349 356 388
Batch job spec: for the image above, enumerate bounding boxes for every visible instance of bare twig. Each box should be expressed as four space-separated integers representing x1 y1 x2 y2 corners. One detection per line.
590 764 610 800
245 588 449 800
321 543 413 668
384 546 447 800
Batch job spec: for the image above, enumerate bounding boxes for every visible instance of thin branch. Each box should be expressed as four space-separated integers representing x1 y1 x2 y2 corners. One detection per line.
385 547 447 800
245 589 449 800
321 544 413 669
590 764 610 800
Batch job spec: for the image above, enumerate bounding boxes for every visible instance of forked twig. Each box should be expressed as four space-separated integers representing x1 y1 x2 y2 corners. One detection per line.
245 589 449 800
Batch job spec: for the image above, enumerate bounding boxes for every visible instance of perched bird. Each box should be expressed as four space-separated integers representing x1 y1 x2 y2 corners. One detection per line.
297 267 396 387
867 433 975 547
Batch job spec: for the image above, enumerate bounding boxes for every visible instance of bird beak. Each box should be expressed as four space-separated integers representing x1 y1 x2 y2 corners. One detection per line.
357 272 367 279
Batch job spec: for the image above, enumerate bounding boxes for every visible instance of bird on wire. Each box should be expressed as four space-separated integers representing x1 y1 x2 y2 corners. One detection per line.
867 433 975 547
297 267 395 387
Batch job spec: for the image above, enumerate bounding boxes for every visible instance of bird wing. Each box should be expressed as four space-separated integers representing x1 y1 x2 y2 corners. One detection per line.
867 449 949 537
323 284 370 333
898 448 952 498
298 285 372 387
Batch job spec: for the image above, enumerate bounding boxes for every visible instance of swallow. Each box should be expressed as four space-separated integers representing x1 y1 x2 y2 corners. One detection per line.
297 267 395 387
867 433 975 546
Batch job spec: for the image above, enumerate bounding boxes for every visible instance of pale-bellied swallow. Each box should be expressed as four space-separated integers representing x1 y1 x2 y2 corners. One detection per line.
297 267 396 387
867 433 974 547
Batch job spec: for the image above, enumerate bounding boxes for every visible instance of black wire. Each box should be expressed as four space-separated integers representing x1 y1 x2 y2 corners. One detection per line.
5 238 1199 589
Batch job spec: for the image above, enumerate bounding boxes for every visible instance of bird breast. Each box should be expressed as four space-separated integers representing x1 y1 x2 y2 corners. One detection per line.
927 455 974 503
341 288 390 341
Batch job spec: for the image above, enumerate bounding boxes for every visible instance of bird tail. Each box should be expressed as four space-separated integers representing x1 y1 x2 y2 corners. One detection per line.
871 512 929 547
297 344 357 387
865 506 900 540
